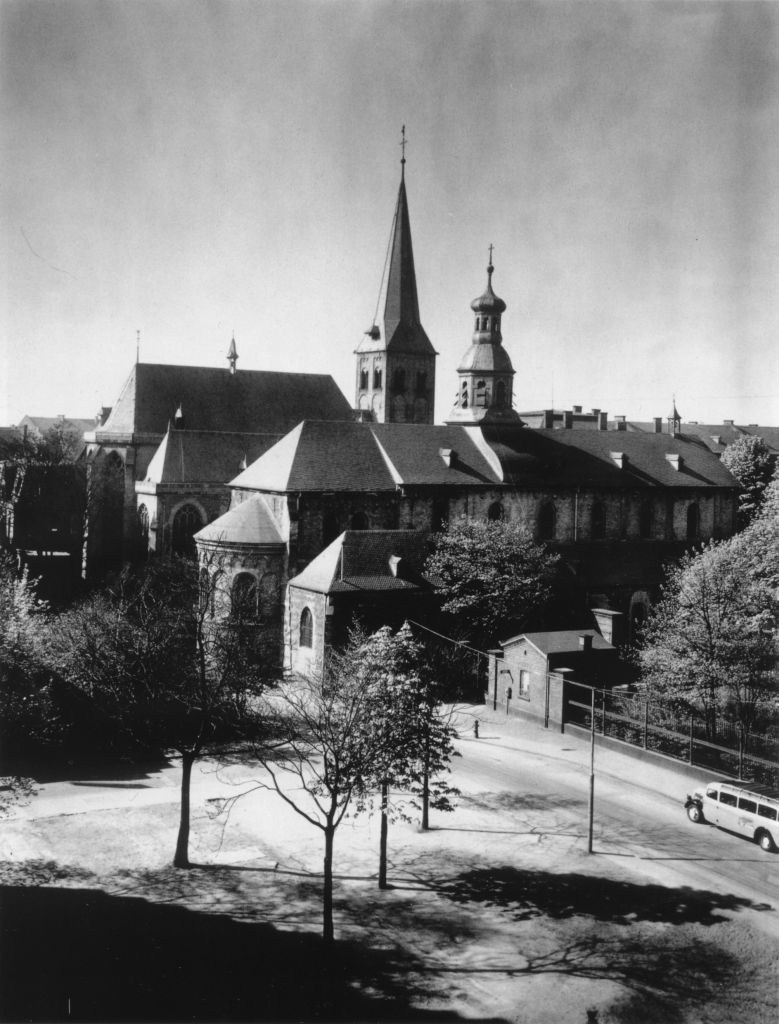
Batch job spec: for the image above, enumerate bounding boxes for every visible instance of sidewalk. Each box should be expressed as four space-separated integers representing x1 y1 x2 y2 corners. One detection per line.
452 702 704 806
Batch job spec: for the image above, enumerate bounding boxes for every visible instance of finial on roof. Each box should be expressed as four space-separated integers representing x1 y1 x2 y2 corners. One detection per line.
174 403 183 429
487 243 495 282
227 334 238 375
400 124 407 177
136 329 140 365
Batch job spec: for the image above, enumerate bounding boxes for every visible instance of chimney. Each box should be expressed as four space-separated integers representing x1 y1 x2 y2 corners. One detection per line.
591 408 600 418
573 405 582 414
578 634 593 652
543 409 554 428
653 417 662 433
563 410 573 429
598 411 608 431
591 608 624 647
723 419 734 426
615 415 626 432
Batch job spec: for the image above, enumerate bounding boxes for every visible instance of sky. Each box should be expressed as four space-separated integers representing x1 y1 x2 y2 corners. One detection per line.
2 0 778 429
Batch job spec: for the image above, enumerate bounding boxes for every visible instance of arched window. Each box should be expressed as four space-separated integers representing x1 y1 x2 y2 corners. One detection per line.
392 394 407 422
171 504 203 556
231 573 258 621
590 501 605 540
299 607 313 649
461 381 469 408
487 502 505 522
322 512 340 548
359 369 369 390
538 502 556 541
137 504 150 549
392 368 406 392
639 501 653 539
475 380 487 407
350 510 368 530
373 367 382 390
495 381 507 409
686 503 700 542
416 371 427 393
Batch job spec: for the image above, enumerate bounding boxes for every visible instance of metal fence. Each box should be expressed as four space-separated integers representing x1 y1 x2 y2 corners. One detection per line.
564 679 779 788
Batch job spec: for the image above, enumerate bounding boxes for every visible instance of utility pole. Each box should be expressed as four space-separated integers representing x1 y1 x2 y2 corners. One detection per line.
587 686 596 854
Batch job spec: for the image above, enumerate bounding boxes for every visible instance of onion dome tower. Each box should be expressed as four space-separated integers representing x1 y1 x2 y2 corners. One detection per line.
446 248 520 425
354 127 437 424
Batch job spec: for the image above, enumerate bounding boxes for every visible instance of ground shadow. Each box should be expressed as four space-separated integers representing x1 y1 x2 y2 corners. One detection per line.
438 866 773 925
14 754 173 785
0 876 503 1023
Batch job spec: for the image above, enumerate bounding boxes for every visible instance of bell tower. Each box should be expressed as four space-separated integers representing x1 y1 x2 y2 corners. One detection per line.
355 128 437 424
446 249 520 425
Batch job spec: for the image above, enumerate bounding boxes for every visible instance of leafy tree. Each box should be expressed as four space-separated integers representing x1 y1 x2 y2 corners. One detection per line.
721 435 775 528
638 493 778 764
352 624 458 887
252 647 377 943
51 555 269 867
424 517 558 647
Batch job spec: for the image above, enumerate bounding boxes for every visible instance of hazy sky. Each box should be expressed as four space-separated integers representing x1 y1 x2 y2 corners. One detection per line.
2 0 778 428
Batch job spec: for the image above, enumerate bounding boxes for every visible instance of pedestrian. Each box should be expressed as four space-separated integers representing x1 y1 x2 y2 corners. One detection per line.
473 719 479 739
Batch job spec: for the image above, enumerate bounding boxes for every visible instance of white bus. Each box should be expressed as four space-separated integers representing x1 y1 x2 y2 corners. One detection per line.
685 780 779 852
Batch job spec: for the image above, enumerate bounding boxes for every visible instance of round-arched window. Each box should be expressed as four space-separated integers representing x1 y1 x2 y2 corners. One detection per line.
350 510 368 530
171 504 203 556
538 502 556 541
231 573 259 621
300 607 313 649
487 502 505 522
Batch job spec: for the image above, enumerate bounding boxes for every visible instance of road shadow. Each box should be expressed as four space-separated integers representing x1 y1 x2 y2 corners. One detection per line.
0 878 503 1023
438 866 773 925
14 754 173 785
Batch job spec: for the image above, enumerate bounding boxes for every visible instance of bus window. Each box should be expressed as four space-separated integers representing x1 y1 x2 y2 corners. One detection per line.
738 798 757 814
758 804 778 821
706 786 718 800
720 792 737 807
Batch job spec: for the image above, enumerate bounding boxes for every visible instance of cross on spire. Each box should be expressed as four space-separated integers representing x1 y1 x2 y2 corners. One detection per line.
400 124 407 175
488 243 494 266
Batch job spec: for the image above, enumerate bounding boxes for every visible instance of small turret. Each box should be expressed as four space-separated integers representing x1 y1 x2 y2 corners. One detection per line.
227 334 238 375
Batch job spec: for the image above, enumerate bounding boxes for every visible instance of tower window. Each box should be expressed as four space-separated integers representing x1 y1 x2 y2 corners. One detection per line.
350 510 368 530
495 381 507 409
359 369 368 390
392 368 406 392
461 381 468 408
416 371 427 393
171 503 203 557
373 368 382 389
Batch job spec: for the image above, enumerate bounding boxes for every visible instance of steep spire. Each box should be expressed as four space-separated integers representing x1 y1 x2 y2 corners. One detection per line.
226 334 238 375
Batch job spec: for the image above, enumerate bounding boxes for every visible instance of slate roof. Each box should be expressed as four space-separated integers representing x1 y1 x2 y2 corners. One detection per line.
96 363 353 437
144 428 282 486
232 419 738 495
194 496 284 546
230 421 501 492
481 423 739 490
17 415 95 437
501 629 614 655
289 530 430 595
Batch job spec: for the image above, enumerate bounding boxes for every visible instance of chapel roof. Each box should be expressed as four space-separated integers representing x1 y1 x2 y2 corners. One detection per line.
95 362 353 438
501 629 614 655
194 495 284 547
289 529 430 595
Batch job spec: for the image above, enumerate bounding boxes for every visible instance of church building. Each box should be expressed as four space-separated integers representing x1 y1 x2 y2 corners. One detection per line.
189 156 738 675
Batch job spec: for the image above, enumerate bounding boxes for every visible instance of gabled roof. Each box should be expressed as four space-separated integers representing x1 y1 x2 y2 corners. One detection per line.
289 529 429 594
355 176 436 358
501 629 614 655
96 363 353 437
17 415 95 436
230 421 502 492
194 495 284 547
143 428 281 486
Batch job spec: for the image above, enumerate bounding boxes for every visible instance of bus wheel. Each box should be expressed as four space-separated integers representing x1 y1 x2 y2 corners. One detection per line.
687 804 704 823
757 831 776 852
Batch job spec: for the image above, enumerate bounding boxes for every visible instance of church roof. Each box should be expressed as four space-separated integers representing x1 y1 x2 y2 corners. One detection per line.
501 629 614 655
230 421 502 492
194 495 284 547
231 419 738 495
355 177 436 358
289 529 429 594
96 363 353 438
143 428 282 485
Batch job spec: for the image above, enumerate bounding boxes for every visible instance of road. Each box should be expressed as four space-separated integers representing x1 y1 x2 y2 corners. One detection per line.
449 713 778 912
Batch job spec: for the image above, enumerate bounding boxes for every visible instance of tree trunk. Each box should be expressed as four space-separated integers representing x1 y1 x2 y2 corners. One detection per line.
421 729 430 831
379 781 389 889
323 825 335 943
173 750 195 869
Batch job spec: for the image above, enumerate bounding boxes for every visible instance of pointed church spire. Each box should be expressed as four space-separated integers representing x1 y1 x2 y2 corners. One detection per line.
227 334 238 375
